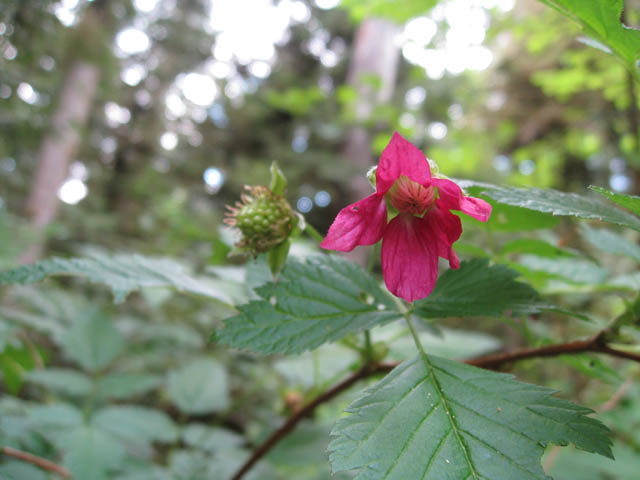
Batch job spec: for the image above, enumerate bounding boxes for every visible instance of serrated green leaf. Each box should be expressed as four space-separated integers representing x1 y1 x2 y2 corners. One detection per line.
589 185 640 217
213 256 399 354
480 201 560 232
61 310 125 371
413 259 547 318
481 185 640 231
580 223 640 261
27 368 92 397
92 406 178 444
330 355 612 480
95 373 162 401
0 253 233 305
538 0 640 78
167 358 229 414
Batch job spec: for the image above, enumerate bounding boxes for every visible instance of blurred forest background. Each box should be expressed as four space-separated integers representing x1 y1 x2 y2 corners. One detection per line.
2 0 640 479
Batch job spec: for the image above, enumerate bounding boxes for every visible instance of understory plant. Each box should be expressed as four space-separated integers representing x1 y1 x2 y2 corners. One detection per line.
3 131 640 479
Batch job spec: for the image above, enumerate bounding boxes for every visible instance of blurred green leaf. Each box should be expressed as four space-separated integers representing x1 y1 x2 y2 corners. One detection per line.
61 425 126 480
339 0 437 22
28 403 84 431
580 223 640 261
330 355 612 479
0 253 233 305
0 345 39 394
500 238 577 258
516 255 608 284
414 259 548 318
181 424 244 453
377 324 501 361
167 358 229 415
96 373 162 401
269 161 287 196
27 368 93 397
92 406 178 445
266 87 325 115
213 256 399 354
61 310 125 372
0 462 48 480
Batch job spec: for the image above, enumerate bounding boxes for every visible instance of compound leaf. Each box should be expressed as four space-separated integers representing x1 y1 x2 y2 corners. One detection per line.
414 259 548 318
330 355 613 480
213 256 399 354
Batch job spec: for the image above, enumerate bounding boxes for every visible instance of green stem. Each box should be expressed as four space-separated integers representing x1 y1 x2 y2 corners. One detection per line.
304 223 325 244
404 313 427 359
364 330 373 362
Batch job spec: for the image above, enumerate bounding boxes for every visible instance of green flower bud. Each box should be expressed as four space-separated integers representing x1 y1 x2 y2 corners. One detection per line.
224 186 296 256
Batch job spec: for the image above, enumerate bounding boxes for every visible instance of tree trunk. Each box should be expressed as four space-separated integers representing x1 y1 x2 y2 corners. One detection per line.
20 60 100 264
342 18 400 265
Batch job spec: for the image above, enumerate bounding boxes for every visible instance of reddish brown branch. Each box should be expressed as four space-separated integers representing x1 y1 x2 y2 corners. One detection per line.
230 363 386 480
466 333 640 369
231 333 640 480
1 446 71 478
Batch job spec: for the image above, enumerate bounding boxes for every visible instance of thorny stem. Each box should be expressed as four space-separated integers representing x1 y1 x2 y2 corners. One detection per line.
230 329 640 480
1 446 71 478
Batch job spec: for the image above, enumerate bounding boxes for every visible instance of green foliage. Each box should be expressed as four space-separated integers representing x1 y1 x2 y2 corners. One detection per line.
330 355 612 480
589 185 640 217
580 223 640 262
0 253 233 304
538 0 640 77
27 369 92 397
339 0 438 22
61 309 125 372
213 256 399 354
92 406 178 444
517 256 608 285
167 358 230 414
3 0 640 476
480 185 640 230
500 238 577 258
269 161 288 196
265 87 326 115
413 259 549 318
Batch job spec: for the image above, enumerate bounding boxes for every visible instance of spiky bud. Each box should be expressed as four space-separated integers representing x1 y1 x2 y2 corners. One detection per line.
225 186 295 255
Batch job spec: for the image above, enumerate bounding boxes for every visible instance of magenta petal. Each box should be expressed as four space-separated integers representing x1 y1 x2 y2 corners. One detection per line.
320 193 387 252
381 214 438 302
376 132 431 194
433 178 492 222
428 205 462 269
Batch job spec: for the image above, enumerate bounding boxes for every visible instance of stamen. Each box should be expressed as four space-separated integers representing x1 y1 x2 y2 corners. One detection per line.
387 175 435 216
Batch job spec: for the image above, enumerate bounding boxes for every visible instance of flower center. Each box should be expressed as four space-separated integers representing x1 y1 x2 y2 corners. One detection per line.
387 175 435 216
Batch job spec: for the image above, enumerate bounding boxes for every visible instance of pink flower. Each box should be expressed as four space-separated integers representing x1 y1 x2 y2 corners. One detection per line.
320 132 491 302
